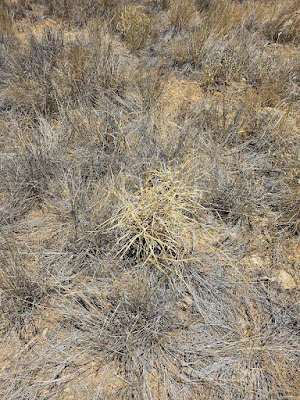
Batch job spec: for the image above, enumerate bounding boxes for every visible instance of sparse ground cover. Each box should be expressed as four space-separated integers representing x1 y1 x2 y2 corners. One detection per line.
0 0 299 398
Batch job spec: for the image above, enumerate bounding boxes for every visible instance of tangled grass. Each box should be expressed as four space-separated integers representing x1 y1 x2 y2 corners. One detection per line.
0 0 299 399
100 161 206 271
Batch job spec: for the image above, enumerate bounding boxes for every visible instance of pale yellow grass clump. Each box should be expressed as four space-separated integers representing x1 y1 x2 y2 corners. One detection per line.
100 161 205 273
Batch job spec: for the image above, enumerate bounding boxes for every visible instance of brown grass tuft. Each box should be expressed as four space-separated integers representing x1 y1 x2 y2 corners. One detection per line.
0 0 13 36
116 5 151 52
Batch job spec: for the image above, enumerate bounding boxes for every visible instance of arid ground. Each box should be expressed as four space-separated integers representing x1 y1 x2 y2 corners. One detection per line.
0 0 299 398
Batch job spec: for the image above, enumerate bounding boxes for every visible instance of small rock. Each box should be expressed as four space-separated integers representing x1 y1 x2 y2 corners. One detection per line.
277 270 297 290
251 255 264 268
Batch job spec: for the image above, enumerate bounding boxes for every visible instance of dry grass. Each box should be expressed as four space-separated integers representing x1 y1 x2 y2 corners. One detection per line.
0 229 47 336
0 0 13 36
116 5 151 52
98 161 206 273
0 0 299 399
168 0 196 32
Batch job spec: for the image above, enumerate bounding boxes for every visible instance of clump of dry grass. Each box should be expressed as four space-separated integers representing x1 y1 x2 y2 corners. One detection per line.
166 0 248 83
0 231 46 335
0 0 13 37
62 273 181 369
200 42 241 88
5 20 126 116
40 0 113 26
0 116 65 216
99 161 206 274
168 0 196 32
129 67 166 112
116 5 151 52
282 179 300 234
6 28 64 117
87 17 126 91
247 0 300 45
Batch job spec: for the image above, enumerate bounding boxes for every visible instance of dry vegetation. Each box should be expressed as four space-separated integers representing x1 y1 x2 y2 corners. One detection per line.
0 0 299 398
